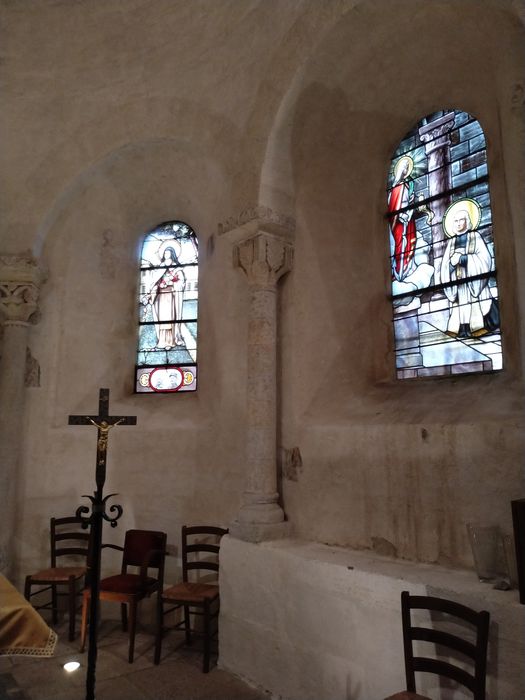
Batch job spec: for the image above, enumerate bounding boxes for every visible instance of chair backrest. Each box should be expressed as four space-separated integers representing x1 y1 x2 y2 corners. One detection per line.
122 529 167 572
401 590 490 700
50 516 91 568
181 525 228 583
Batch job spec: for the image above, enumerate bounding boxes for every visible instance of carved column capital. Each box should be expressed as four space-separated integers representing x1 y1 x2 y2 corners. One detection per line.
0 255 44 324
418 111 456 153
233 230 293 289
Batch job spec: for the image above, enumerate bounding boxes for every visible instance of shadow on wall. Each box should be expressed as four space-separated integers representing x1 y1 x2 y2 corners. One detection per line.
289 81 389 395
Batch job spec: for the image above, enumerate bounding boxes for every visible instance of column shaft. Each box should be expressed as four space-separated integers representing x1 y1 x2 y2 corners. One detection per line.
419 112 455 269
0 255 43 575
231 230 293 541
245 287 277 496
0 322 30 574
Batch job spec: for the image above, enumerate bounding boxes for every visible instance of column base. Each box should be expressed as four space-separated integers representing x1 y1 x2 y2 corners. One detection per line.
229 519 291 543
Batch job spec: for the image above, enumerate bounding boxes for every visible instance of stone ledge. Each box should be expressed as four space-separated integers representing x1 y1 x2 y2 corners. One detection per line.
251 538 521 608
228 520 292 543
219 537 524 700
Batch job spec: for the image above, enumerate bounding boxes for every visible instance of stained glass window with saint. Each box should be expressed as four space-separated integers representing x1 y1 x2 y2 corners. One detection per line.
135 221 198 393
388 110 502 379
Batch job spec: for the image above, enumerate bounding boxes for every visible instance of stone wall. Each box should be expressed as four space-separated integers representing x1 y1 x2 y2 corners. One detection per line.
0 0 524 583
220 537 525 699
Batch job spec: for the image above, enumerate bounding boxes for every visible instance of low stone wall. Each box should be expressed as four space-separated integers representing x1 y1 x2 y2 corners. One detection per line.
219 537 524 700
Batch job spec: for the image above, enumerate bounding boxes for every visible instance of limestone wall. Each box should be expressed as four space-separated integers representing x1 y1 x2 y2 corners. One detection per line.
1 0 524 583
220 537 525 700
273 0 525 567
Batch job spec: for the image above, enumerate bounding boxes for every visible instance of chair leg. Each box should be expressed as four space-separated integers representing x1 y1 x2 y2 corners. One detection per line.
80 591 89 652
68 576 76 641
24 576 31 602
203 599 210 673
154 596 163 665
128 600 137 663
51 584 58 625
184 604 192 645
121 603 128 632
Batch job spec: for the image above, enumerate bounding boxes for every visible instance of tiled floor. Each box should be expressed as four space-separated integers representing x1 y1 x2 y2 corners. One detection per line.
0 620 268 700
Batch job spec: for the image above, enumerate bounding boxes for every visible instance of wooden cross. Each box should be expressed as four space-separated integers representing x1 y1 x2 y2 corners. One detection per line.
68 388 136 490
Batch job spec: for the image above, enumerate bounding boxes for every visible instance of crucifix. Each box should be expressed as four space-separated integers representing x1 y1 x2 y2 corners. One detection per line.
68 388 136 700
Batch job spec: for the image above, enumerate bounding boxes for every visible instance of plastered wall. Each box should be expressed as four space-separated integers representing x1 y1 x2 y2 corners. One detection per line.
1 0 524 581
275 0 525 567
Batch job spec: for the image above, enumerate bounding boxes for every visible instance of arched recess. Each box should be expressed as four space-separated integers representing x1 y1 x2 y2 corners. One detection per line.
255 0 523 400
35 135 231 417
237 2 365 219
252 0 525 567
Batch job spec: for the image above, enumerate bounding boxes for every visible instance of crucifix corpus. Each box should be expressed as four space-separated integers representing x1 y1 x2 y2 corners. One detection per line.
68 388 136 700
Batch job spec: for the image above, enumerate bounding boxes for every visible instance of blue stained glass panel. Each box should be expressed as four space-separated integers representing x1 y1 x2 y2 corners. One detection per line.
388 110 502 379
135 221 198 393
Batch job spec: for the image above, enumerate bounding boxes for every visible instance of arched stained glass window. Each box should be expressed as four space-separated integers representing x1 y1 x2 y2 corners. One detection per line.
388 110 502 379
135 221 198 393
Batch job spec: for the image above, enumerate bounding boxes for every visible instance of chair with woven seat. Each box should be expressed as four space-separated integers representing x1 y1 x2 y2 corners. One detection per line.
80 528 167 663
385 590 490 700
154 525 228 672
24 516 91 641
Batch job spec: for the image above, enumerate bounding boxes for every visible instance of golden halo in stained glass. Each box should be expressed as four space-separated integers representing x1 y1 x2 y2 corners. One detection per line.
443 198 481 238
393 155 414 182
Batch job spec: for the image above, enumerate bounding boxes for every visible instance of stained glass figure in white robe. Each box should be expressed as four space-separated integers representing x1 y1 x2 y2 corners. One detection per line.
440 199 498 338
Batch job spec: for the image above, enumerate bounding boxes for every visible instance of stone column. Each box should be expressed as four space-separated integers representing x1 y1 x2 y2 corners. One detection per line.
418 111 456 272
230 229 293 542
0 255 43 575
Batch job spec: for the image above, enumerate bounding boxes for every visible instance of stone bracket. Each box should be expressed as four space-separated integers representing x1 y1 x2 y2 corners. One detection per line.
0 255 44 323
234 230 293 288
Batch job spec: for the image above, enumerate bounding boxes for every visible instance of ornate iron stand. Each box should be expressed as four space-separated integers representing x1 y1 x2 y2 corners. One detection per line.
69 388 136 700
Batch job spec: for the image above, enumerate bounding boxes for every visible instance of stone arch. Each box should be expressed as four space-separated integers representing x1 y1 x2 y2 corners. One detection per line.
255 0 524 232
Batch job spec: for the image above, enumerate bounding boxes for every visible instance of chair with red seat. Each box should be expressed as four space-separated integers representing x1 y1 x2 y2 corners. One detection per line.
154 525 228 672
80 528 166 663
24 516 91 641
385 590 490 700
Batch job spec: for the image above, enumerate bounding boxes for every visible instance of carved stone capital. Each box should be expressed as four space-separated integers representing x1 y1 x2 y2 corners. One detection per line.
0 255 44 323
218 205 296 239
418 111 456 153
234 230 293 288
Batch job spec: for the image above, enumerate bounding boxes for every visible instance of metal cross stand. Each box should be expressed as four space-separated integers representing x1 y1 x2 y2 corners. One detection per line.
68 388 136 700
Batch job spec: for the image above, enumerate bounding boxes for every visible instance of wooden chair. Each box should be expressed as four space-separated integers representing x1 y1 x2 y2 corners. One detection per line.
24 516 91 641
80 529 167 663
154 525 228 672
385 590 490 700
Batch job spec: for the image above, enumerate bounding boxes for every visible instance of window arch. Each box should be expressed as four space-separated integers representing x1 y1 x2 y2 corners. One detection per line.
135 220 198 393
387 109 502 379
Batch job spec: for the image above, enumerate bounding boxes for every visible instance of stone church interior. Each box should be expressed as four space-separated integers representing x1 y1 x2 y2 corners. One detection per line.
1 1 524 698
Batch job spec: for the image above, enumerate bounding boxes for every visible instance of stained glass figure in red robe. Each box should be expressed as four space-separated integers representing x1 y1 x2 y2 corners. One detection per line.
388 155 416 281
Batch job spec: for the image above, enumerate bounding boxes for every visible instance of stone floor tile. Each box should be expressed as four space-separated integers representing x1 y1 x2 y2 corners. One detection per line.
21 677 80 700
5 618 268 700
9 658 66 690
0 657 14 672
93 675 151 700
0 673 30 700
